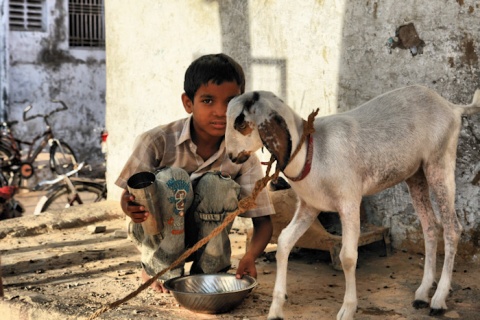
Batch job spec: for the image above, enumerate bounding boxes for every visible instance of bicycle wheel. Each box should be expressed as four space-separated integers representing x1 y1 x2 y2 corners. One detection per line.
0 145 14 185
0 171 9 187
37 180 106 213
0 145 12 164
49 141 78 175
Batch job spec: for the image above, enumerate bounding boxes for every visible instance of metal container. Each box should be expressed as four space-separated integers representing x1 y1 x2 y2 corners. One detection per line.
163 273 257 314
127 171 162 235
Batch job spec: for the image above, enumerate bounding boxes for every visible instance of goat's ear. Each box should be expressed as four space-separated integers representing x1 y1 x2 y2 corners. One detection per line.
258 112 292 171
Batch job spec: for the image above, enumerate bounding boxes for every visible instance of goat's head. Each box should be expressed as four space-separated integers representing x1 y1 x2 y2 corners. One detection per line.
226 91 294 170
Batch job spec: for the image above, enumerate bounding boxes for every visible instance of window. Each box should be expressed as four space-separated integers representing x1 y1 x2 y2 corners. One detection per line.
251 58 287 101
69 0 105 48
9 0 44 31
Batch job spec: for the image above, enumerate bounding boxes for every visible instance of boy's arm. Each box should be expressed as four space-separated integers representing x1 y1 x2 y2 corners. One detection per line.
235 215 273 279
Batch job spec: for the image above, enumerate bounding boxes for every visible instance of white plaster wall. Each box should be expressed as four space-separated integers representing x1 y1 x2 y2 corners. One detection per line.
106 0 344 200
105 0 480 255
249 0 346 117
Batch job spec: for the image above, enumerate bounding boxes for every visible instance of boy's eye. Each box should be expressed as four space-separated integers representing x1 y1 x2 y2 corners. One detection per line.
202 99 213 104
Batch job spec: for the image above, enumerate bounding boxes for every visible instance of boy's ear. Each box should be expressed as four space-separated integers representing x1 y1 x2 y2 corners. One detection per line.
182 93 193 114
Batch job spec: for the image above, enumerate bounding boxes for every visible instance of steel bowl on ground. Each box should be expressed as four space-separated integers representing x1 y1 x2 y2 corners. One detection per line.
163 273 257 314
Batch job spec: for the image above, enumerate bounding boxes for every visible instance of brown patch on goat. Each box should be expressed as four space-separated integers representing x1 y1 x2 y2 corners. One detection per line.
258 113 292 170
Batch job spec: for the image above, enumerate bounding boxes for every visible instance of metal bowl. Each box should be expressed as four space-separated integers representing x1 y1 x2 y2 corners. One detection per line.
163 273 257 314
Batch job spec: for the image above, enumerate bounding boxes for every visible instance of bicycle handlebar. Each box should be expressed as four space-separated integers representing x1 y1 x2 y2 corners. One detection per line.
32 162 85 190
23 100 69 122
0 120 19 128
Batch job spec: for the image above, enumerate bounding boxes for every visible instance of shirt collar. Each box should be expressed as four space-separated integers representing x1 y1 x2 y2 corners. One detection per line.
176 115 226 159
177 116 193 146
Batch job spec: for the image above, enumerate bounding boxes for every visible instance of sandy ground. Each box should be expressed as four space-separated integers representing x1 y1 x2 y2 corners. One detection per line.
1 212 480 320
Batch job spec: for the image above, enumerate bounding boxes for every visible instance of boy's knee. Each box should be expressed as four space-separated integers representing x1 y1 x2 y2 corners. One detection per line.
193 171 240 217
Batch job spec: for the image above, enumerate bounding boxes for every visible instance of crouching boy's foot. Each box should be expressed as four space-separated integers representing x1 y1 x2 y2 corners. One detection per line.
141 269 169 293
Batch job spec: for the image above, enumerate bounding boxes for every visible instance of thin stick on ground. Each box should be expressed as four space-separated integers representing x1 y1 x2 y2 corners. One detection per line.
87 168 279 320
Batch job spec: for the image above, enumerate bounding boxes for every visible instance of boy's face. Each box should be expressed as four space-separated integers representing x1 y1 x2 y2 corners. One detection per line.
182 80 241 142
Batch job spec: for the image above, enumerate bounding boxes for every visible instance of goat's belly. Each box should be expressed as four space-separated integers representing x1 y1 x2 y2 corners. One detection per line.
362 164 420 195
290 184 337 212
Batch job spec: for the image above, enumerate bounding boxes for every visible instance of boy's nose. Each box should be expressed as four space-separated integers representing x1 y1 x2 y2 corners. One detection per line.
214 103 228 116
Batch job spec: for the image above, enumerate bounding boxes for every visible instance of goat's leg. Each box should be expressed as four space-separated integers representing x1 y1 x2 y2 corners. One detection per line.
425 163 462 315
337 202 361 320
405 170 439 308
267 203 318 320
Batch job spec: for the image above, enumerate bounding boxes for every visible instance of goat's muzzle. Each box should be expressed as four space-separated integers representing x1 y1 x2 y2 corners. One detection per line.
228 151 251 164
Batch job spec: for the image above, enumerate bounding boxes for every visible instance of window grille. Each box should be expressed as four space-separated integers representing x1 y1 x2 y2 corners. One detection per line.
9 0 44 31
69 0 105 48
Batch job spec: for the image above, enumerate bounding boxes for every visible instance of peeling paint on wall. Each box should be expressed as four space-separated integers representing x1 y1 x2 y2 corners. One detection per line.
460 34 479 67
38 48 79 67
387 23 425 56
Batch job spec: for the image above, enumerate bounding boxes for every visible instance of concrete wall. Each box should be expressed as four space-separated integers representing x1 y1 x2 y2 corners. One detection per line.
339 1 480 257
7 0 106 167
105 0 480 257
105 0 346 196
1 0 9 115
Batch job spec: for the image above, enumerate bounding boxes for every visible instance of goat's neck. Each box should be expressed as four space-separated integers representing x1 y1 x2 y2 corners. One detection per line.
282 115 309 180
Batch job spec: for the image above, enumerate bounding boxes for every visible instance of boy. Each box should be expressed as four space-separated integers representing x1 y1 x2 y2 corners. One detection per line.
115 53 275 293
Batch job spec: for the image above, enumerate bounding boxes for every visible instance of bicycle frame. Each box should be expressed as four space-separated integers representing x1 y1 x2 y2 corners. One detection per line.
33 162 106 215
20 100 67 164
33 163 84 215
15 131 65 165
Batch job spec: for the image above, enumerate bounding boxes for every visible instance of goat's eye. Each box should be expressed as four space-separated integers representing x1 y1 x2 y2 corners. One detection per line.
234 114 251 133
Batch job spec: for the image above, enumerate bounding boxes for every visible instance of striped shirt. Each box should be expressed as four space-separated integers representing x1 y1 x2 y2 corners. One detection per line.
115 116 275 218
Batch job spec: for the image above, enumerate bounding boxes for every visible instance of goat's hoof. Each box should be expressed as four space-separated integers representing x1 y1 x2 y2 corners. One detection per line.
429 308 446 316
412 300 429 309
267 318 284 320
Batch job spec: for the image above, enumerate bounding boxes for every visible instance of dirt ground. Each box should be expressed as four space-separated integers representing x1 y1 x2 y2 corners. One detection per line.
1 209 480 320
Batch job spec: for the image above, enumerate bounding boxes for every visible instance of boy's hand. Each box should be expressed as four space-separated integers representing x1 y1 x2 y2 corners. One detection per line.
235 215 272 280
120 189 149 223
236 252 257 279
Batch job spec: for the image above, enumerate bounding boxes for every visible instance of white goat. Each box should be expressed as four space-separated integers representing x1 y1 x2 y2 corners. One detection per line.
225 85 480 320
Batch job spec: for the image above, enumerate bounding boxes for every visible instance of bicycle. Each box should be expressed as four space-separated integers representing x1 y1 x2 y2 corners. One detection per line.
33 162 106 214
0 100 78 188
0 184 24 220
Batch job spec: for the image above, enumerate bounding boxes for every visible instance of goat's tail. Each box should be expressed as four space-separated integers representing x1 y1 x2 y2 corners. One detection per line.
461 89 480 115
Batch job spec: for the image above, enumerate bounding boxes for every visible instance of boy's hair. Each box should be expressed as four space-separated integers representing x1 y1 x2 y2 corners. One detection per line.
183 53 246 101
